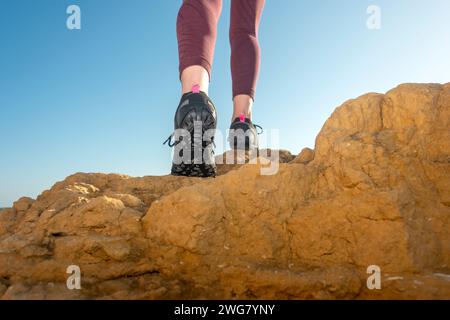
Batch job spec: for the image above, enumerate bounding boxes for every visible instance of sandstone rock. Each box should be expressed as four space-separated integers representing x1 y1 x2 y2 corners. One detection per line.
215 149 294 175
291 147 314 164
0 209 16 236
0 83 449 299
13 197 34 212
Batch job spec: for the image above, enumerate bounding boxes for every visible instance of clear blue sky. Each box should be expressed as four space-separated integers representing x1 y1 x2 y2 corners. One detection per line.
1 0 449 207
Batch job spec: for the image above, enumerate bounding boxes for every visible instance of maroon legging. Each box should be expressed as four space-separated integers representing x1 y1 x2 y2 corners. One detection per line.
177 0 265 100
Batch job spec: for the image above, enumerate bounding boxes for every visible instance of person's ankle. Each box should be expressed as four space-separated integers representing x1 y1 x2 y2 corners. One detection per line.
232 94 253 122
181 65 209 95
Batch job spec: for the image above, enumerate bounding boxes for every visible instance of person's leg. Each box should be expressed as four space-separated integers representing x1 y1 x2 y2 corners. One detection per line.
229 0 265 121
177 0 222 95
167 0 222 177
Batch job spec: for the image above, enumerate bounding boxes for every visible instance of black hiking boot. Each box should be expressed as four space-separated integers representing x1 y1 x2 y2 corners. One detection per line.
164 87 217 177
228 116 263 151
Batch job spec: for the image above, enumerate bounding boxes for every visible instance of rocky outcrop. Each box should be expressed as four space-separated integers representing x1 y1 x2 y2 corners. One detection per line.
0 83 449 299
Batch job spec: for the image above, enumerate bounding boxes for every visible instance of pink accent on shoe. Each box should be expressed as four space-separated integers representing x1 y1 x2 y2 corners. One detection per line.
239 113 245 123
192 84 200 93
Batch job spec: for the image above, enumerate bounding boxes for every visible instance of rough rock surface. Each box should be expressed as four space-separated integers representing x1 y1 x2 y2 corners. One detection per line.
1 83 449 299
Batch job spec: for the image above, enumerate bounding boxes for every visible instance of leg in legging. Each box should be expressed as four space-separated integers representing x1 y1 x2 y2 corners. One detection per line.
177 0 222 95
230 0 265 120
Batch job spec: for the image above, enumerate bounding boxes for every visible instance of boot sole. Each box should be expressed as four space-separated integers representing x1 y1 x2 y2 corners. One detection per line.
171 106 217 178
